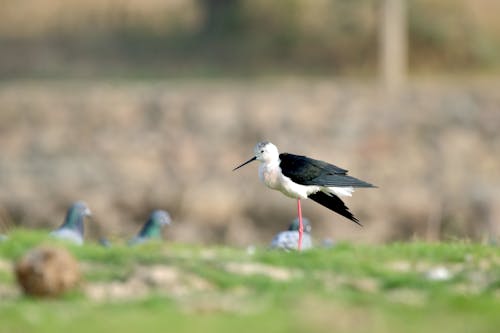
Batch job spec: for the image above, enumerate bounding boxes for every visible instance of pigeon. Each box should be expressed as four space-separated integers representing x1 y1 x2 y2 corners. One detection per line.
270 217 313 251
50 201 92 245
98 237 112 248
128 210 172 245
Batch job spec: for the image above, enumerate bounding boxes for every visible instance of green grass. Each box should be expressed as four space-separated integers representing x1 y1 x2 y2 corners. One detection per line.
0 229 499 333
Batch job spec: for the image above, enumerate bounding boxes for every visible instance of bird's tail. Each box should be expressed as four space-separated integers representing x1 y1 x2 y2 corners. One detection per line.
308 192 361 226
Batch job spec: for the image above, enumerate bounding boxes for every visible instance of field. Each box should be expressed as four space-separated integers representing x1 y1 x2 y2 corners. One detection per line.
0 78 499 332
0 230 499 333
1 79 500 245
1 1 499 331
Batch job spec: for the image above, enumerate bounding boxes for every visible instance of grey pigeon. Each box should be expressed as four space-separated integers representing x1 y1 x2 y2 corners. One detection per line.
50 201 92 245
270 217 313 251
128 210 171 246
99 237 112 248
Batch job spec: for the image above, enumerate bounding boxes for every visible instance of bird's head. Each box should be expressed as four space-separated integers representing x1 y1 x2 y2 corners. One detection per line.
150 210 172 227
254 141 279 162
61 201 92 232
233 141 279 171
71 201 92 217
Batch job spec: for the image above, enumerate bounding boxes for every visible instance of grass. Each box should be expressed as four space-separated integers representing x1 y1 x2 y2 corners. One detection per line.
0 229 499 333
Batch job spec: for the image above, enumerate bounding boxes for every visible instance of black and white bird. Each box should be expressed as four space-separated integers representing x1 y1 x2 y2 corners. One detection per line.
270 217 313 251
233 141 375 250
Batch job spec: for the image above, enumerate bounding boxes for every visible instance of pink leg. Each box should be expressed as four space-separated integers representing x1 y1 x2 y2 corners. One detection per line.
297 199 303 251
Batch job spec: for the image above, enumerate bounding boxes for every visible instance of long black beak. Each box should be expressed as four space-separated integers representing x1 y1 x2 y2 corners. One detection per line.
233 156 257 171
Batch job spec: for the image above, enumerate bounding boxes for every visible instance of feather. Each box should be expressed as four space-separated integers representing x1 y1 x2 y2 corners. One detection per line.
279 153 375 188
308 192 361 226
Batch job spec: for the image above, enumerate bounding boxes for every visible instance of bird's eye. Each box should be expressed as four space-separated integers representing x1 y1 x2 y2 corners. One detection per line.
260 150 264 153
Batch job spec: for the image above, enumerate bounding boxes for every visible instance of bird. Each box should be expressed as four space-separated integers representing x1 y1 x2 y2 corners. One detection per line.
98 237 112 248
233 141 375 250
128 210 172 245
270 217 313 251
50 201 92 245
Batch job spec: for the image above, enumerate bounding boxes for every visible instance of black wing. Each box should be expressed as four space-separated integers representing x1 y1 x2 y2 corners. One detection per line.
279 153 375 188
308 192 361 226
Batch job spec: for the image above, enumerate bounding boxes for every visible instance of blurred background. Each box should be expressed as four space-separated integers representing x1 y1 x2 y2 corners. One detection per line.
0 0 499 245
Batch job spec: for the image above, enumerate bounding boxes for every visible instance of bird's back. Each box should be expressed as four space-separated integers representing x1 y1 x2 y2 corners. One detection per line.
270 230 312 251
279 153 375 188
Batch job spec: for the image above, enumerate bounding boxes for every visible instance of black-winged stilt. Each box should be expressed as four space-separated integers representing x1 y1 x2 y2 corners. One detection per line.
233 141 375 250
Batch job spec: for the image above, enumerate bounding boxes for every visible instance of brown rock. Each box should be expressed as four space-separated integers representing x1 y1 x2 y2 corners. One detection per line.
14 245 81 297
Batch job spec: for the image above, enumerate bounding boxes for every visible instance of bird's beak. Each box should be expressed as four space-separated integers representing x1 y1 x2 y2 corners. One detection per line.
233 156 257 171
84 208 92 217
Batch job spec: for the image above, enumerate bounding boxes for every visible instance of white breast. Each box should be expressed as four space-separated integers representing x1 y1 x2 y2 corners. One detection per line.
270 231 313 251
50 229 83 245
259 162 320 199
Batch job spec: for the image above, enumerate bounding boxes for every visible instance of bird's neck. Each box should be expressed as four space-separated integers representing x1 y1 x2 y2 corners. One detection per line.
139 221 162 239
259 159 283 190
261 158 281 173
62 211 84 236
266 155 280 166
